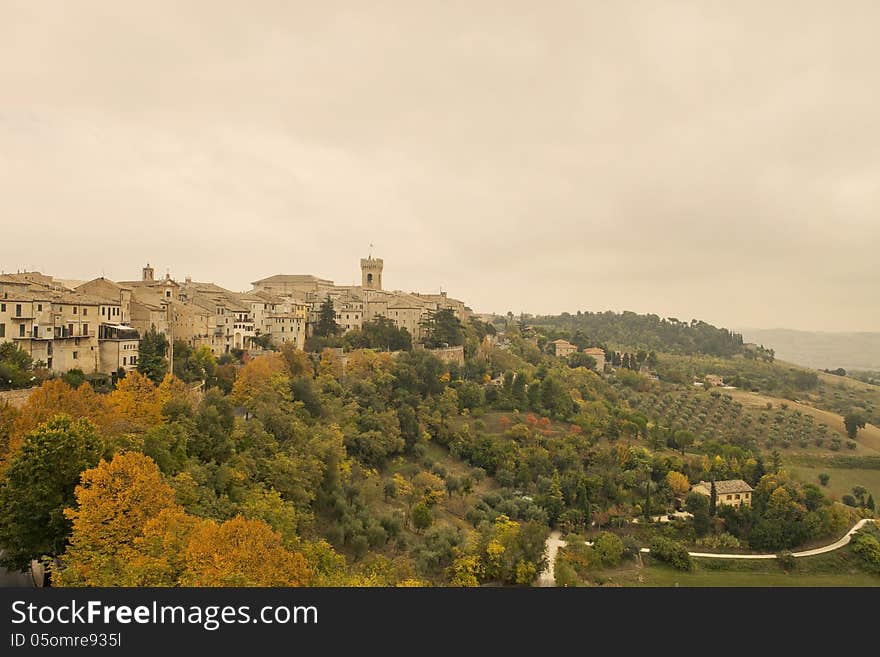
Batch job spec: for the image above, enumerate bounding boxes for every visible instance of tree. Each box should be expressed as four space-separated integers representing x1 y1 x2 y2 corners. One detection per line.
56 452 181 586
0 342 34 390
592 532 624 567
0 416 103 571
412 502 432 533
314 298 340 338
685 492 710 537
567 353 597 370
844 411 867 440
665 471 690 497
672 429 695 456
420 308 464 348
709 478 717 516
181 516 311 586
818 473 830 487
137 327 169 384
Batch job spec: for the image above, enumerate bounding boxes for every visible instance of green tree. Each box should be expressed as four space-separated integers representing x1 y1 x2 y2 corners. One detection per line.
0 416 103 570
314 298 339 338
844 411 867 440
0 342 34 390
137 327 169 384
592 532 624 567
420 309 465 348
685 492 710 537
412 502 432 533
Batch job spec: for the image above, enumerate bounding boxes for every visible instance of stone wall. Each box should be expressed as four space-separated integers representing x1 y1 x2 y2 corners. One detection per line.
0 387 35 409
427 345 465 367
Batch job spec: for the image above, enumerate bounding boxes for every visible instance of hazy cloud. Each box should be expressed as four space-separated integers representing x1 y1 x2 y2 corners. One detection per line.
1 1 877 330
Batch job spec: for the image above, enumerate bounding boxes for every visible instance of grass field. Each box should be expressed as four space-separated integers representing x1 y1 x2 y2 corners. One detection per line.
786 463 880 501
638 566 880 587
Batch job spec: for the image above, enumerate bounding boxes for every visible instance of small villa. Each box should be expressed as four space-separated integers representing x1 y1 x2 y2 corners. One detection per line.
549 339 578 358
691 479 753 508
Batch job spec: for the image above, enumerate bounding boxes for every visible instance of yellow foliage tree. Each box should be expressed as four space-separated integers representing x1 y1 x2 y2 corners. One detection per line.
155 373 194 411
10 380 104 452
231 353 290 408
181 516 312 586
665 471 690 497
57 452 181 586
318 348 343 381
103 371 163 436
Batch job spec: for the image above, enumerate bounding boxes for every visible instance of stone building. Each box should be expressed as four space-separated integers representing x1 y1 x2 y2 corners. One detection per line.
549 339 578 358
691 479 753 508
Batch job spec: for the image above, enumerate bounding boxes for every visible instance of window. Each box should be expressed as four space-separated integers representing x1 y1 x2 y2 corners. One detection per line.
73 306 78 314
166 290 171 298
0 324 4 337
122 357 126 366
83 307 88 316
0 303 4 311
68 323 74 336
82 323 89 336
726 495 732 500
19 324 25 337
73 351 78 360
102 307 106 316
15 304 21 316
37 304 42 311
735 494 740 500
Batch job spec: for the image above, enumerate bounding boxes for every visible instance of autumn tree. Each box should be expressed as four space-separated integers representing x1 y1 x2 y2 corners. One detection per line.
0 416 103 571
231 353 290 409
181 516 311 586
10 380 104 452
665 471 690 497
56 451 181 586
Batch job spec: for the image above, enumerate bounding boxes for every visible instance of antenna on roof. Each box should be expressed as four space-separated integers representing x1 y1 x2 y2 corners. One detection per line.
369 242 374 258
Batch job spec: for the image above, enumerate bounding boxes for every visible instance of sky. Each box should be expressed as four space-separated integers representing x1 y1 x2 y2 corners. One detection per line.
1 1 878 332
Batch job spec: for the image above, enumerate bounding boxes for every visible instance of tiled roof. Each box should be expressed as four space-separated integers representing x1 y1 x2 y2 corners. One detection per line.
695 479 753 494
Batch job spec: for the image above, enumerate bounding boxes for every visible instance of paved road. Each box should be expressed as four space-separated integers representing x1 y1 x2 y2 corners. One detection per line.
537 518 877 585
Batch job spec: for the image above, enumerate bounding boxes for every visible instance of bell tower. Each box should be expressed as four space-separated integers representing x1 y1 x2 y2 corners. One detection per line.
142 263 155 281
361 255 383 290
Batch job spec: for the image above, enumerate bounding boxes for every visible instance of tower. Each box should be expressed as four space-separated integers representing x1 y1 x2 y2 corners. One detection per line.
361 255 383 291
142 263 154 281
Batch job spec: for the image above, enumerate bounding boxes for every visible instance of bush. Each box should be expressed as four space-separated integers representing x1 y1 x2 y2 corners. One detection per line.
850 531 880 573
649 536 693 571
777 551 796 572
818 473 830 486
592 532 625 567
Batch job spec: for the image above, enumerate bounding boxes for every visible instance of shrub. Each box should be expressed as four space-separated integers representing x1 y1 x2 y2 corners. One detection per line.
777 551 796 572
850 531 880 573
592 532 625 567
649 536 693 571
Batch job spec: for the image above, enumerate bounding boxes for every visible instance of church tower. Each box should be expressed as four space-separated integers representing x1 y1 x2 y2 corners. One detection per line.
142 263 155 281
361 255 383 290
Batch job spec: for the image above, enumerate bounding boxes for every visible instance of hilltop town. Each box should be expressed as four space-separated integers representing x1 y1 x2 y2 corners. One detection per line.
0 254 472 380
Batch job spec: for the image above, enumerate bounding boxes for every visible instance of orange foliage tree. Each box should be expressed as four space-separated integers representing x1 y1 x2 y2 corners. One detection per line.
181 516 312 587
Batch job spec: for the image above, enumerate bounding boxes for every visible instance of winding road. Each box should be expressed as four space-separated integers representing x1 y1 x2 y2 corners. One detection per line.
537 518 877 586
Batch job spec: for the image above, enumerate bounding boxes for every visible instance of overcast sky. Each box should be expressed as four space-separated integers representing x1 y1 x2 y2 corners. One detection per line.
1 2 878 331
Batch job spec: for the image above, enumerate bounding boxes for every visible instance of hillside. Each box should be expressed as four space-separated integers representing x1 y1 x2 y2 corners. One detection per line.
739 328 880 371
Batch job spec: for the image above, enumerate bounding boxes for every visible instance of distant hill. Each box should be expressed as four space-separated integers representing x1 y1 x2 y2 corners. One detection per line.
738 328 880 371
